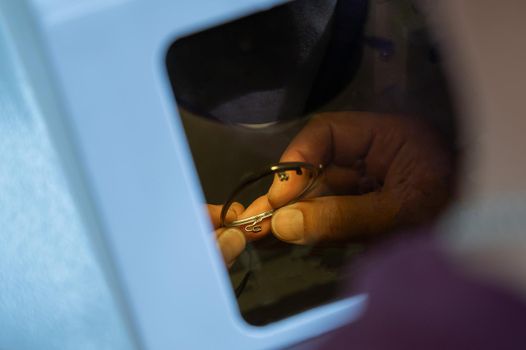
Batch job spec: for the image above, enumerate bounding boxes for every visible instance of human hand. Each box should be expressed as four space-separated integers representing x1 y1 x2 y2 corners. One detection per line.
207 203 246 267
267 111 454 244
207 199 273 267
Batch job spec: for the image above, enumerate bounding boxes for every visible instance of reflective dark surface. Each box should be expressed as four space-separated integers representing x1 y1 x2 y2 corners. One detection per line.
166 0 458 325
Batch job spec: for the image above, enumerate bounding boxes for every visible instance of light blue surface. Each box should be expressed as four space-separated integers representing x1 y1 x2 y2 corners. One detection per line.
0 10 133 350
0 0 367 348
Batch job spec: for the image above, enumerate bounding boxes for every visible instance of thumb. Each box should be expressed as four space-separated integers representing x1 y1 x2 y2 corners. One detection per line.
270 193 400 244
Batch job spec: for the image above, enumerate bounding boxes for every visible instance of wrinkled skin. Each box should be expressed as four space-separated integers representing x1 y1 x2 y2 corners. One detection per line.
211 112 455 264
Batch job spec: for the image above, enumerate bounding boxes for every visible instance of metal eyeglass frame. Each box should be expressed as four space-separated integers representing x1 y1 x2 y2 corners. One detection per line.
220 162 324 232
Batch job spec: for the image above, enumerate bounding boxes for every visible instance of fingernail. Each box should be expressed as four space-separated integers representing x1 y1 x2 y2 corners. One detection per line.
271 208 304 242
218 228 245 264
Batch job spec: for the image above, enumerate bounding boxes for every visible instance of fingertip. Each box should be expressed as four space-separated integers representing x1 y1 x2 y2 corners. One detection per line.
267 170 313 208
239 195 271 218
207 204 223 229
225 202 244 223
267 179 284 207
271 206 307 244
218 228 246 266
229 202 245 216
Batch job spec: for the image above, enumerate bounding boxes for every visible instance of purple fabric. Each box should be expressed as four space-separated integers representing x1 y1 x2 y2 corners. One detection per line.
323 235 526 349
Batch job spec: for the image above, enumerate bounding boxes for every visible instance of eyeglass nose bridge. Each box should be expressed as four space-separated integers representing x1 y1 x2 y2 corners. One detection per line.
220 162 323 229
244 217 263 232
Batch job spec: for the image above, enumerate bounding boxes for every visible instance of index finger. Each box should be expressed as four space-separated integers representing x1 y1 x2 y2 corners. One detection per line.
268 112 374 207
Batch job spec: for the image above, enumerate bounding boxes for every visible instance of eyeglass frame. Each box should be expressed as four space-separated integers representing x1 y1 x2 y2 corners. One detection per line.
220 161 324 232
